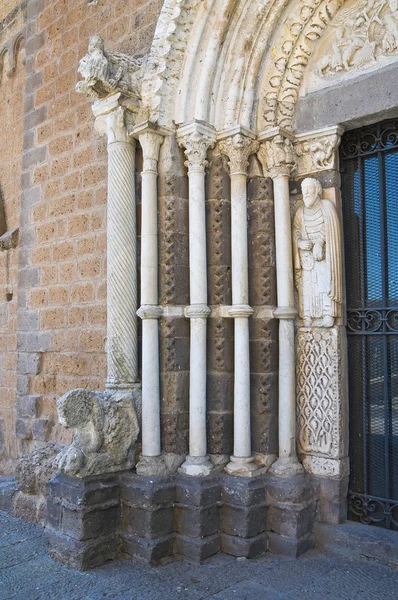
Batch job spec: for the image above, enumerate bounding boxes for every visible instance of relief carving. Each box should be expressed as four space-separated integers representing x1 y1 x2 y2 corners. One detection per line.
57 389 139 478
318 0 398 77
294 129 342 175
76 35 142 102
296 328 342 459
293 178 342 328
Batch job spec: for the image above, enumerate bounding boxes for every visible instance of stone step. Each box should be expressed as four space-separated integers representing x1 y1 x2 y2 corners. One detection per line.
315 521 398 567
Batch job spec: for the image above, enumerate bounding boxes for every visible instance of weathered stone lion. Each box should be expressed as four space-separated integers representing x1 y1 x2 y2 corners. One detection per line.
57 389 139 478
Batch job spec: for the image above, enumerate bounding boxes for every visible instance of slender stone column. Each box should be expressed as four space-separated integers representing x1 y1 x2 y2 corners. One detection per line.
133 123 169 475
258 129 304 476
177 121 216 476
219 129 259 477
93 94 139 393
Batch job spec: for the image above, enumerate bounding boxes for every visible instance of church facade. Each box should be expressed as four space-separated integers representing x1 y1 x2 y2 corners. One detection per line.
0 0 397 567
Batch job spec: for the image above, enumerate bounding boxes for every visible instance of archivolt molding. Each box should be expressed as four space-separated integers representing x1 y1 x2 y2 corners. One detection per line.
139 0 354 135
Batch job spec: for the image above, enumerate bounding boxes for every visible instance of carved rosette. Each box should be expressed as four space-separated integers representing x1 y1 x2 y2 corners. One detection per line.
218 133 259 175
294 127 343 176
296 327 348 477
258 132 296 178
177 122 216 173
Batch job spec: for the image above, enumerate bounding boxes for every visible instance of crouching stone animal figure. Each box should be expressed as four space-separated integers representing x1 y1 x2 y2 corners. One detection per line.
57 389 139 478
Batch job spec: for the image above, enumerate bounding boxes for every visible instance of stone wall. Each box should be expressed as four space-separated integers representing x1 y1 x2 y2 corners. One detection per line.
0 0 163 472
0 1 26 474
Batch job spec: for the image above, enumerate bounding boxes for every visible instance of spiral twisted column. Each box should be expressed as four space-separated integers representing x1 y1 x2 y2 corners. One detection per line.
177 121 216 477
93 95 138 393
219 128 259 477
258 128 304 477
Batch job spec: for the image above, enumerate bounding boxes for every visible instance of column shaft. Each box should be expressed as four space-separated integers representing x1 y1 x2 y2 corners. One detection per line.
107 139 138 389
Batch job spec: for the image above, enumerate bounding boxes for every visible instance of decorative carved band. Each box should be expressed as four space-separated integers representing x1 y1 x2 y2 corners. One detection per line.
218 132 259 175
184 304 211 318
302 456 349 478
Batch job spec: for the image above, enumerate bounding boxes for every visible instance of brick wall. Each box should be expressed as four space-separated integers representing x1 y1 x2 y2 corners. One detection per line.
0 0 163 471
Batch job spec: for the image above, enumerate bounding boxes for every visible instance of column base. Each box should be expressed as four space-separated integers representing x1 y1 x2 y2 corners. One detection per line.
120 473 175 565
178 455 214 477
221 476 267 558
136 455 168 476
174 475 221 562
45 473 120 570
225 456 258 477
269 456 304 477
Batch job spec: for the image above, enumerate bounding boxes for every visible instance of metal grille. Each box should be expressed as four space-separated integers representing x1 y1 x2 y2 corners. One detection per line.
341 119 398 530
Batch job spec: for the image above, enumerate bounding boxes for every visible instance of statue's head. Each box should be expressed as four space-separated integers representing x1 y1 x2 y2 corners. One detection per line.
301 177 322 208
57 389 98 429
88 35 104 54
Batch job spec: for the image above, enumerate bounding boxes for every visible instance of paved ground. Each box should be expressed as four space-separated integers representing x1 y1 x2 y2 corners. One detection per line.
1 511 398 600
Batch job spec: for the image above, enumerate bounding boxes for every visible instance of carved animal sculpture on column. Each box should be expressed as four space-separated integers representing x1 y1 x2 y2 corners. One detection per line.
57 389 139 478
293 178 342 328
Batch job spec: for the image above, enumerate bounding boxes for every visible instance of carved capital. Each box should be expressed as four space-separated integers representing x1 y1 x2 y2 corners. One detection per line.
177 121 216 173
93 96 132 145
258 129 296 178
294 126 344 176
137 305 163 320
218 132 259 175
76 35 142 104
184 304 211 319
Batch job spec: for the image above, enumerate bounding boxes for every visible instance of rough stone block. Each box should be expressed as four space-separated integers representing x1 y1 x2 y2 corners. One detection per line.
32 417 53 441
122 504 174 539
120 473 175 507
46 529 118 571
122 533 174 565
62 505 120 542
175 504 220 538
16 395 40 418
174 533 220 563
267 531 314 558
15 418 32 440
268 501 317 539
174 476 221 507
314 475 349 525
13 491 46 523
222 476 266 507
221 532 267 558
222 504 267 538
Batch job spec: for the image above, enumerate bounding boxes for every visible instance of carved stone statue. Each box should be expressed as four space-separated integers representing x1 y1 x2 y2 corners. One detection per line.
75 35 142 101
57 388 139 478
293 178 342 328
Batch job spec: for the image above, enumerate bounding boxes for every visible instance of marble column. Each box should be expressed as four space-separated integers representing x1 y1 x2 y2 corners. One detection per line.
93 94 139 394
134 123 169 475
258 130 304 476
219 129 259 477
177 121 216 476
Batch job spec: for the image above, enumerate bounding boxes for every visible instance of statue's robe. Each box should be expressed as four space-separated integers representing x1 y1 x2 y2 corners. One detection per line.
293 199 342 324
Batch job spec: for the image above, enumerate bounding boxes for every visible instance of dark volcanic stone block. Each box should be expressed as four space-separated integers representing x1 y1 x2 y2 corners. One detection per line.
174 533 220 563
221 532 267 558
267 531 314 558
175 504 220 538
222 504 267 538
45 473 120 570
122 533 174 565
120 473 175 507
222 476 266 507
174 476 221 507
46 529 118 571
122 504 174 539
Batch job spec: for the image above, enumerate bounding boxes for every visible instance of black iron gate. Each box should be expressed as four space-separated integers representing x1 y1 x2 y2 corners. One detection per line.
341 118 398 530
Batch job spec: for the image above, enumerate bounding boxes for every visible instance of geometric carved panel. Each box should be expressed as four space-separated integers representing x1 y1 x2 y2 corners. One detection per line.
297 327 342 459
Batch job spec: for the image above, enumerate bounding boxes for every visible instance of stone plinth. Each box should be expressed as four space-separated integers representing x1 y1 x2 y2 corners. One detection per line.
120 473 175 565
174 476 221 562
266 473 317 557
45 473 120 570
221 476 267 558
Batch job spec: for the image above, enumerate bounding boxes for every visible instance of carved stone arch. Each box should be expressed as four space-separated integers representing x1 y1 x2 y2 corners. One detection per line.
0 30 26 79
